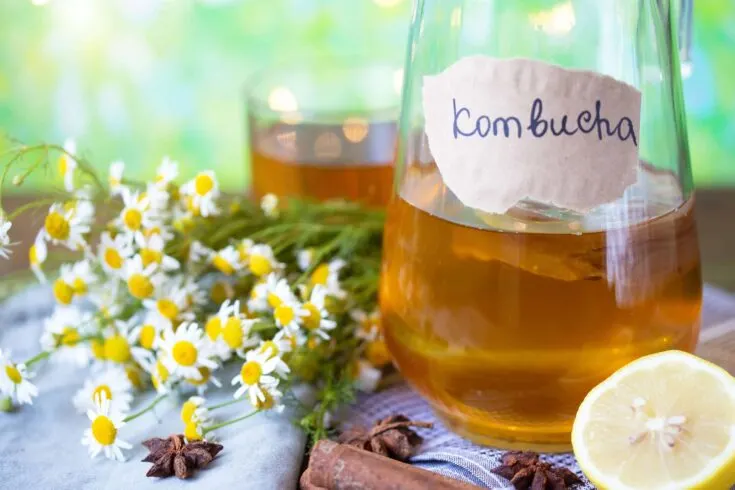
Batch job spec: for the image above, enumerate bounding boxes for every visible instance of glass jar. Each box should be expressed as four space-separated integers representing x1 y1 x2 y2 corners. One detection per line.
380 0 701 451
246 63 401 206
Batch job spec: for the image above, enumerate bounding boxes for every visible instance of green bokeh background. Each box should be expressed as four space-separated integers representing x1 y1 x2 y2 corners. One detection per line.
0 0 732 190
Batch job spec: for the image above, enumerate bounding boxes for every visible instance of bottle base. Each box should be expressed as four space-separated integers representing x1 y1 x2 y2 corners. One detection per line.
432 404 573 454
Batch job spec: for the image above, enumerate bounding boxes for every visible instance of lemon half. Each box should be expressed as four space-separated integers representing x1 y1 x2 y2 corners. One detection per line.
572 350 735 489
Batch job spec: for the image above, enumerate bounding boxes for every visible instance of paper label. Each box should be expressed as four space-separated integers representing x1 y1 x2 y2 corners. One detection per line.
422 56 642 214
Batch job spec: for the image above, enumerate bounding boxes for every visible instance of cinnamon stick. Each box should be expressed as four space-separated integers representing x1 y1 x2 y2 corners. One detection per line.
300 440 483 490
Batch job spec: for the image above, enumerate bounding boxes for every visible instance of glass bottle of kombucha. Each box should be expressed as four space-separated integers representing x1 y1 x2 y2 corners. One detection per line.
381 0 700 451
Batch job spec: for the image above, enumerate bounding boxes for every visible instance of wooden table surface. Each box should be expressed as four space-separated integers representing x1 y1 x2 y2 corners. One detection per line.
0 190 733 291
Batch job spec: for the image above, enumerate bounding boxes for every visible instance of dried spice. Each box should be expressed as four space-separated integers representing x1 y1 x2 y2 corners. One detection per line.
491 451 582 490
142 434 223 479
337 414 433 461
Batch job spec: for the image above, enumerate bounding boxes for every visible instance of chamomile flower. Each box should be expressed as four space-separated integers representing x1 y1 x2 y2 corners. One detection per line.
301 285 337 340
41 306 92 366
81 395 132 462
351 309 381 341
0 349 38 405
0 217 12 259
29 233 47 283
296 248 314 271
211 245 243 276
273 295 308 334
108 161 125 195
88 280 123 321
252 383 284 412
181 170 220 217
58 138 77 192
231 349 281 406
132 311 168 351
148 357 173 394
142 278 193 326
41 202 91 250
247 244 282 277
184 418 206 441
144 182 171 214
155 156 179 188
237 238 254 264
180 396 210 425
52 260 96 304
103 319 141 365
256 339 290 377
97 232 133 276
116 188 161 244
137 233 179 271
247 273 289 313
73 367 133 414
219 303 258 356
310 259 347 299
158 322 217 381
260 193 279 217
183 366 222 395
123 255 164 300
203 301 235 361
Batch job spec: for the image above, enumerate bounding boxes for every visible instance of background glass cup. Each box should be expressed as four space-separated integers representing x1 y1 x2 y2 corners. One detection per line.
246 62 402 206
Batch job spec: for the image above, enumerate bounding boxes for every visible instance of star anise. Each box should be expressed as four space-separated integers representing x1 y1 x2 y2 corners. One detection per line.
491 451 582 490
142 434 223 479
337 414 433 461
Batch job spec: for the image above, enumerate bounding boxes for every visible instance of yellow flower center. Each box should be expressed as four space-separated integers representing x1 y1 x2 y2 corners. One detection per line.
249 255 272 277
91 415 117 446
125 365 144 389
123 208 143 231
5 365 22 384
181 400 198 423
29 245 39 265
60 327 80 346
222 316 243 349
254 390 275 410
127 273 153 299
310 264 330 286
139 325 156 350
240 361 262 386
259 341 279 358
205 316 222 341
274 304 295 326
267 293 282 309
156 360 169 382
366 339 392 368
104 248 123 269
184 421 202 441
212 254 235 275
172 341 198 366
144 226 161 237
303 303 321 331
109 176 120 188
156 299 179 321
91 339 106 360
186 367 211 386
307 337 319 349
140 248 162 267
194 173 214 196
104 335 131 363
210 282 231 304
92 384 112 402
72 278 87 295
53 279 74 305
237 244 250 263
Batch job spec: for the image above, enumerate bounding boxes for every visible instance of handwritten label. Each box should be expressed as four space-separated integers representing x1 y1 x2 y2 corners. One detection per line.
422 56 642 214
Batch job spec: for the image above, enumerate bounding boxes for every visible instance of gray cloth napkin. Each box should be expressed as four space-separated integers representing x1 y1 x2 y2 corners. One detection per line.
1 285 734 489
0 286 306 490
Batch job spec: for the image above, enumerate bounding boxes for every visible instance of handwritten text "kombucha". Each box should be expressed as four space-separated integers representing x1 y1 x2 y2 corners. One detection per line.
452 97 638 146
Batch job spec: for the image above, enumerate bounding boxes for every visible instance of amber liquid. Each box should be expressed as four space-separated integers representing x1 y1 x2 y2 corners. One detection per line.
250 122 395 206
380 166 702 451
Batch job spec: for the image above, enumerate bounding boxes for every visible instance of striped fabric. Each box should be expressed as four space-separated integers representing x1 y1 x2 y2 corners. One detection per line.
346 285 735 490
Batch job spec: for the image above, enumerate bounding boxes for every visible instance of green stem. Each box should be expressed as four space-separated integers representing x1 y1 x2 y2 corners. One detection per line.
123 394 168 423
203 409 259 434
24 351 49 367
206 398 243 411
